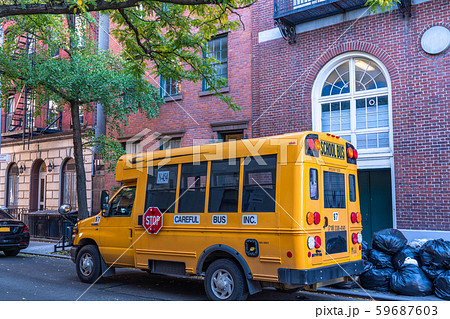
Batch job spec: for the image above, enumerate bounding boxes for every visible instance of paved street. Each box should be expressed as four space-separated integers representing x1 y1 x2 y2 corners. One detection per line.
0 253 363 301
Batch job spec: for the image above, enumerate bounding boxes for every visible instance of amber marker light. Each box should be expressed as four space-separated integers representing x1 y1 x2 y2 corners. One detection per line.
347 148 354 159
314 139 321 151
306 212 314 225
357 212 362 223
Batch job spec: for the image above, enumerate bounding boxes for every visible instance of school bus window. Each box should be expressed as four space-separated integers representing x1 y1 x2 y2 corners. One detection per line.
108 186 136 217
349 174 356 202
208 159 240 213
178 162 208 213
146 165 178 213
310 168 319 200
323 171 346 209
242 155 277 213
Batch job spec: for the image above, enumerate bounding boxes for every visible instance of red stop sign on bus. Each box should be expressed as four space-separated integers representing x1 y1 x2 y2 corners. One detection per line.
143 207 163 234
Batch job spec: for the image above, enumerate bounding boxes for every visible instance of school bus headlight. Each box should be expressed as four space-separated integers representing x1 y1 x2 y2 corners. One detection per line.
357 233 363 244
306 212 314 225
307 236 315 250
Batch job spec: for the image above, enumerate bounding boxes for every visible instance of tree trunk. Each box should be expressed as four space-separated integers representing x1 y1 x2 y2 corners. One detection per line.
70 101 89 220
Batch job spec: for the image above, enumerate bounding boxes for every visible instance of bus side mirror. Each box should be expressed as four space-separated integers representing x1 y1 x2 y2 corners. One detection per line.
101 190 109 216
58 204 72 215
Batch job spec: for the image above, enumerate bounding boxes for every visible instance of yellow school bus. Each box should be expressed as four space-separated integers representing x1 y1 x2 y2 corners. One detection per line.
69 131 364 300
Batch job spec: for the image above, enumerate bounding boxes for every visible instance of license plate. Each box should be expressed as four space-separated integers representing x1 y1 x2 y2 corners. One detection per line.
0 227 10 232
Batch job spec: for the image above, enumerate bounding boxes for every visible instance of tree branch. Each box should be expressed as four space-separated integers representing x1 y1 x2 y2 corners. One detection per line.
0 0 234 18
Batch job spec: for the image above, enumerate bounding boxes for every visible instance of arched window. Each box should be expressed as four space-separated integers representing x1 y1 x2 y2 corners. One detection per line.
62 158 77 209
6 163 19 208
313 53 391 155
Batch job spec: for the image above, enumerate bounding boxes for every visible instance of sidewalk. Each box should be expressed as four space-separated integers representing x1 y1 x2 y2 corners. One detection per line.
317 287 442 301
21 239 71 259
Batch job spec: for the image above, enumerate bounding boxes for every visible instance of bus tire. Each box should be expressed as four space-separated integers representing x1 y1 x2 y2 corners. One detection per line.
76 244 102 284
205 258 248 301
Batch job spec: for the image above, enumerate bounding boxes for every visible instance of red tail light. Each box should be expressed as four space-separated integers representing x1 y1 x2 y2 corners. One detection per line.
23 225 29 233
308 138 315 150
352 233 358 244
351 212 357 223
314 236 321 248
313 212 320 225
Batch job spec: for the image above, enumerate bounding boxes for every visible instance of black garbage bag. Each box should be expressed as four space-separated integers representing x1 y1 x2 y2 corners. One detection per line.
362 260 374 274
393 246 420 270
362 241 370 260
419 239 450 269
390 264 433 296
372 228 407 255
435 270 450 300
368 249 393 269
421 265 445 280
360 267 395 291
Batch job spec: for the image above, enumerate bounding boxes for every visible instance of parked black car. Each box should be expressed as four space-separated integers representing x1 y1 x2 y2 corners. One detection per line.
0 207 30 256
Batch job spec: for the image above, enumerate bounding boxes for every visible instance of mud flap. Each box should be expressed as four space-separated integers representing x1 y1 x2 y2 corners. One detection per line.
247 279 262 295
100 255 116 277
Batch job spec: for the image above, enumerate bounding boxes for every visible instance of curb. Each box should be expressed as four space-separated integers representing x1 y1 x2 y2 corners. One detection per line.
317 287 441 301
20 252 71 260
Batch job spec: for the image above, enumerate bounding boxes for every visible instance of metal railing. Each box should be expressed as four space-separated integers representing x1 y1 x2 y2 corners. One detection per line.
274 0 328 15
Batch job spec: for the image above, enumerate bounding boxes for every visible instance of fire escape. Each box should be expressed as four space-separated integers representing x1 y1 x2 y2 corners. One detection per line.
273 0 412 44
2 34 62 149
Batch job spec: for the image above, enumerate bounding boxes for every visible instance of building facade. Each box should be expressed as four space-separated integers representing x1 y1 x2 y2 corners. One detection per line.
251 0 449 241
107 0 449 241
0 17 106 231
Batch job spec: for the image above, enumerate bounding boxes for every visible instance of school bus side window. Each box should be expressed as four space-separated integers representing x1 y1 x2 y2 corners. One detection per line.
178 162 207 213
208 159 240 213
349 174 356 202
108 186 136 217
146 165 178 213
310 168 319 200
323 171 346 209
242 155 277 213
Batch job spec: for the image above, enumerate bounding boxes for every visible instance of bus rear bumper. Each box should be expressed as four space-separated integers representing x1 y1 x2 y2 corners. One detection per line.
277 260 364 285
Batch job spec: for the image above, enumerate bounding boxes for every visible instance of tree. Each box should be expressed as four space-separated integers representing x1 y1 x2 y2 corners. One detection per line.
0 2 252 219
0 0 397 220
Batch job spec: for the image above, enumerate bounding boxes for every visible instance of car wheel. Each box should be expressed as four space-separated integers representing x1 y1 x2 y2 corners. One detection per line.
3 249 20 257
204 258 248 301
76 245 102 283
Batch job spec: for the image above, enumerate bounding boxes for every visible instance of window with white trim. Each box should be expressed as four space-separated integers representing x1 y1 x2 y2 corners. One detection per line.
314 55 391 153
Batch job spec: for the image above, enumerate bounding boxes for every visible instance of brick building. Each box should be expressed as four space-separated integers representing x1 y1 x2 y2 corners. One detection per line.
107 0 449 241
251 0 449 241
0 15 108 233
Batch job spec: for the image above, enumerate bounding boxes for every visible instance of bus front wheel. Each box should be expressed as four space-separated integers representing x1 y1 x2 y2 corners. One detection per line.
76 244 102 283
204 258 248 301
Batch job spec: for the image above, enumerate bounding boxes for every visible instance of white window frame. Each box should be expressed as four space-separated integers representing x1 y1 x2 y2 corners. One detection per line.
311 52 394 166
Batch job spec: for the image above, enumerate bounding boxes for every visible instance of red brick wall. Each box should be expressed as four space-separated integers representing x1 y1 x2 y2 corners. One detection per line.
251 0 450 231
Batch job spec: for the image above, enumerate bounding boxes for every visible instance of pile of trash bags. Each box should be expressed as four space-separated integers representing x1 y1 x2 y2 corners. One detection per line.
357 228 450 299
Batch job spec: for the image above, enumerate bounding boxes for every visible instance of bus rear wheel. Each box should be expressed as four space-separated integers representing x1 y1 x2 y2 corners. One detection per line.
204 259 248 301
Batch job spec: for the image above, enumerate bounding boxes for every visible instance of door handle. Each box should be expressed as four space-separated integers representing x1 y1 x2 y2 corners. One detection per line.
129 228 133 238
323 216 328 229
